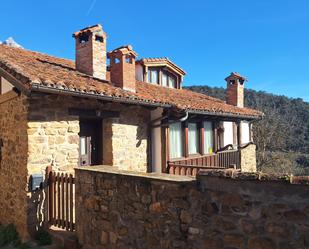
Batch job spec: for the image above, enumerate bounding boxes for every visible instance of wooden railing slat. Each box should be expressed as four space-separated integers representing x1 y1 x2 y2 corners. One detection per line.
167 150 240 176
65 173 69 230
69 174 74 232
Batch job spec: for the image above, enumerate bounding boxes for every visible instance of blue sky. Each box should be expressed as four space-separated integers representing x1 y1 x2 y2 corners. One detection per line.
1 0 308 101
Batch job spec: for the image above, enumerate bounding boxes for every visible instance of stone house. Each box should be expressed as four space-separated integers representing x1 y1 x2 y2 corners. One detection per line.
0 24 262 238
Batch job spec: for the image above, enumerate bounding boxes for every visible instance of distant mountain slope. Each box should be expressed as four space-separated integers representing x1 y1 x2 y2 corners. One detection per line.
186 85 309 173
0 37 23 48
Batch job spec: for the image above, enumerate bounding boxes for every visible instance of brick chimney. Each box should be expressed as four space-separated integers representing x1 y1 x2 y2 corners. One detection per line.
73 24 107 80
108 45 137 92
225 72 246 108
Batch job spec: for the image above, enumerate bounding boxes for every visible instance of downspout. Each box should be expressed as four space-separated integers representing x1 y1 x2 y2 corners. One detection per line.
150 110 189 128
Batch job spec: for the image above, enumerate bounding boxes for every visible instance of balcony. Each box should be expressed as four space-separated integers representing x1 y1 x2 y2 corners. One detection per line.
167 148 240 177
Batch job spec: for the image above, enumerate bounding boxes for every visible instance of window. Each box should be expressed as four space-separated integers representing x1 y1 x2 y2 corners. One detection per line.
169 122 183 158
80 137 87 155
147 68 159 84
188 123 199 154
168 75 176 88
162 73 168 87
203 121 213 154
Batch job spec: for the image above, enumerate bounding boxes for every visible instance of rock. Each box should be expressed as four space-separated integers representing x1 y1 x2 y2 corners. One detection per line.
188 227 200 235
203 237 223 249
109 232 117 244
180 210 192 224
149 202 162 213
100 231 109 245
223 234 244 248
248 237 276 249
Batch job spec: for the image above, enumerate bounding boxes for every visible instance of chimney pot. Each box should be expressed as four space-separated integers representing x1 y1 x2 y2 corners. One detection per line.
73 24 107 80
225 72 246 108
108 45 137 92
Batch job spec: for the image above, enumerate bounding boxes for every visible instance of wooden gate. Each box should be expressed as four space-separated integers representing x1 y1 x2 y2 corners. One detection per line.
45 167 75 232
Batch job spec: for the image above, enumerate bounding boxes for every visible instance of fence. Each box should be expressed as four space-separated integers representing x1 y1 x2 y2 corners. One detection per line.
45 167 75 232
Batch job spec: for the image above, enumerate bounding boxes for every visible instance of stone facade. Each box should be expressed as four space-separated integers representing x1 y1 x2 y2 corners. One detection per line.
76 166 309 249
240 143 257 172
0 94 29 239
0 89 151 240
27 93 150 174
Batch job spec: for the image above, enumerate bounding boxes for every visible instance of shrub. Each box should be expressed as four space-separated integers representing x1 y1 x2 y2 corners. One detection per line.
34 229 52 246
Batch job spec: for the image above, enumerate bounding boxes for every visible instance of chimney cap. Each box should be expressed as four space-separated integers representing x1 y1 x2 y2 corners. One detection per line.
225 72 247 82
108 45 138 58
72 24 106 38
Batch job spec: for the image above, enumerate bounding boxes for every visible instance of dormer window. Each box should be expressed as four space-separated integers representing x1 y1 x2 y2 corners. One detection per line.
162 71 176 88
147 68 159 84
137 58 186 89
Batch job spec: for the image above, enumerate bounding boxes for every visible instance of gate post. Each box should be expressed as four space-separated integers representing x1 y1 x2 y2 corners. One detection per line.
45 166 53 225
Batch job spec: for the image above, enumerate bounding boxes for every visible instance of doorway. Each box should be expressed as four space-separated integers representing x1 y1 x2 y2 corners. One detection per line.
79 119 102 166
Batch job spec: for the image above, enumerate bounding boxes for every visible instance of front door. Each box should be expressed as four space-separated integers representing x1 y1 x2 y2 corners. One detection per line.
79 120 102 166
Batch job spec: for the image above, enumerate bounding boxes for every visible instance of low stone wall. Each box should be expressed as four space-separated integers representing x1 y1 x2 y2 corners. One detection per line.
76 166 309 249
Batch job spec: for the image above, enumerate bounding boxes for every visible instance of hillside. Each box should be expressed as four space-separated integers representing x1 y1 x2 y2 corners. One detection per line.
186 85 309 175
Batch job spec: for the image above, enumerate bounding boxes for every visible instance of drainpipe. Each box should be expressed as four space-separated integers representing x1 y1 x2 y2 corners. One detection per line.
150 110 189 128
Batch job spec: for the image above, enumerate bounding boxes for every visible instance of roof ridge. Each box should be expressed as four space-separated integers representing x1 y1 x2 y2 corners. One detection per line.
0 44 262 118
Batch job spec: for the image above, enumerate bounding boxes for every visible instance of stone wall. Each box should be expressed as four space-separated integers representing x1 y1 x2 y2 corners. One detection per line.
28 94 80 174
240 143 257 172
76 166 309 249
0 93 29 239
28 93 150 174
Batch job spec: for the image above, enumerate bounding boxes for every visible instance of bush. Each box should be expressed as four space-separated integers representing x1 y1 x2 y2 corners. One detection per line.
0 224 29 249
34 229 52 246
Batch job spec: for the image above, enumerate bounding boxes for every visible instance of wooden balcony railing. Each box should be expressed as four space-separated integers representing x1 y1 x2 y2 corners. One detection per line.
167 149 240 176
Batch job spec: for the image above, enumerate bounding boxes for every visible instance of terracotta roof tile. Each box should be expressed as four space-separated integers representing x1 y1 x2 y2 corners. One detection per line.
0 45 262 118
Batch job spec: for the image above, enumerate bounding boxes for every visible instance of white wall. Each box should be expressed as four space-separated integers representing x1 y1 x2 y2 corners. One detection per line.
135 64 144 81
241 121 250 144
151 108 163 173
0 77 14 94
223 121 234 146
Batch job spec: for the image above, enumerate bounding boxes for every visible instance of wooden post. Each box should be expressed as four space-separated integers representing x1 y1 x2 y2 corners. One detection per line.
236 121 242 147
46 166 53 224
65 173 69 230
57 173 60 226
184 122 189 157
214 122 218 152
61 173 65 229
200 125 205 155
69 174 74 232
